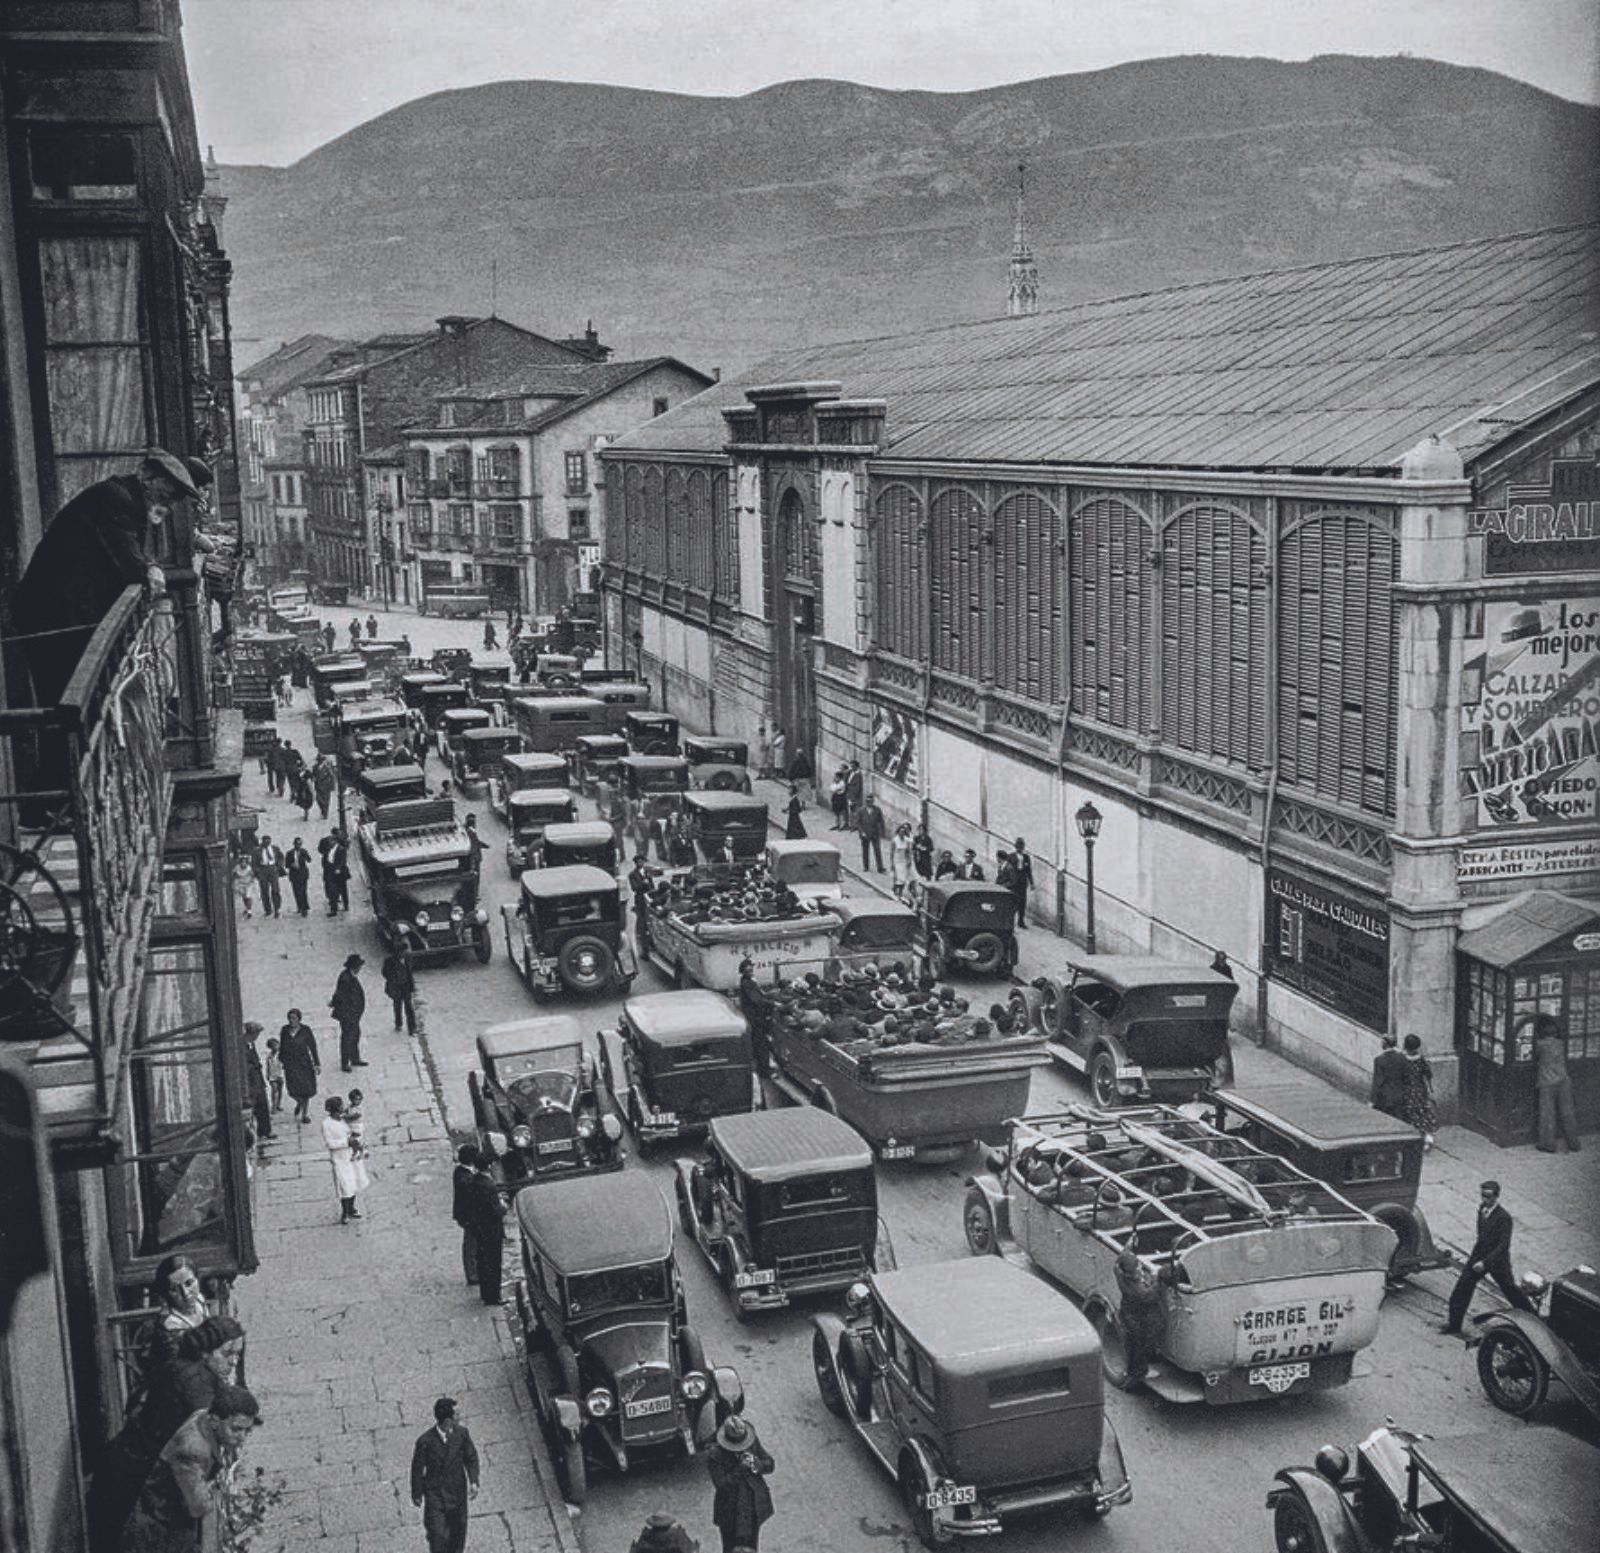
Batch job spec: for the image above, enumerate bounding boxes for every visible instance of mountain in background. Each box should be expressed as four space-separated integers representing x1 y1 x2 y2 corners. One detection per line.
220 54 1600 374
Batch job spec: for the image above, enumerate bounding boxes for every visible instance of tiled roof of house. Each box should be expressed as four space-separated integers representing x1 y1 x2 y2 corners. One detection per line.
238 334 349 398
610 225 1600 474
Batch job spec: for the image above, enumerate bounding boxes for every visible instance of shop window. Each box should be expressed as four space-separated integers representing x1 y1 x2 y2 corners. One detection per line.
1463 959 1509 1065
1570 966 1600 1059
1511 971 1564 1063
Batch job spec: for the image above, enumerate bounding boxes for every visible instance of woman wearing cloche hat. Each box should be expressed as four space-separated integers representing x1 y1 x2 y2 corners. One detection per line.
706 1413 775 1552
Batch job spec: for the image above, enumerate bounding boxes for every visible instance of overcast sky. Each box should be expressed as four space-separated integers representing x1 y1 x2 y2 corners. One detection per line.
186 0 1599 166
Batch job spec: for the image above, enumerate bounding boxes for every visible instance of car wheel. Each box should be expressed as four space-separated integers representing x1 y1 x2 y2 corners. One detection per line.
555 1433 587 1506
962 1187 1000 1257
708 770 739 791
557 934 614 994
1272 1491 1331 1553
1477 1327 1549 1416
1089 1050 1122 1109
1088 1305 1134 1391
964 931 1006 977
898 1454 949 1549
838 1330 874 1420
813 1328 847 1417
1007 985 1041 1036
474 929 492 965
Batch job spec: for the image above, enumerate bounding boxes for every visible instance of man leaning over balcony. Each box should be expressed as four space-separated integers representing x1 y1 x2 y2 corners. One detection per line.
12 449 199 708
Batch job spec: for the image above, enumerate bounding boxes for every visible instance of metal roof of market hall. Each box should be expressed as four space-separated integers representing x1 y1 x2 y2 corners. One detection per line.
609 225 1600 475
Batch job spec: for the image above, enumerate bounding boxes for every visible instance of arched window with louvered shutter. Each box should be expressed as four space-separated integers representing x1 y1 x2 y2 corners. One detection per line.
685 468 711 592
872 484 924 661
1160 503 1268 768
1070 495 1153 732
622 463 643 571
664 467 688 581
930 484 985 682
1278 509 1397 817
993 488 1062 704
711 470 737 602
642 465 665 578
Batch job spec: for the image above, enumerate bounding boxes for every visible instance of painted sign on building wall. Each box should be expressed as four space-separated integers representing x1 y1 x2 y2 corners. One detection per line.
1460 835 1600 884
1265 869 1390 1032
1459 597 1600 829
871 703 920 789
1468 456 1600 575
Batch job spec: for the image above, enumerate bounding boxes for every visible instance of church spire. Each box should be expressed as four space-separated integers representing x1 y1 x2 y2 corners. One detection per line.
1007 161 1038 318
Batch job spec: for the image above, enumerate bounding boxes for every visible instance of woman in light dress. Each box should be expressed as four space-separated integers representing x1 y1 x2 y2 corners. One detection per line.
322 1095 370 1223
889 823 914 901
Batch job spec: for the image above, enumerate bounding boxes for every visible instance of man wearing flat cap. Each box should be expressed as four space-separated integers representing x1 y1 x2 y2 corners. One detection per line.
330 954 368 1072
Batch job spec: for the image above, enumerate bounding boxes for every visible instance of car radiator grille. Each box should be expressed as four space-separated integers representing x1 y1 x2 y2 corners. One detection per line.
775 1245 867 1284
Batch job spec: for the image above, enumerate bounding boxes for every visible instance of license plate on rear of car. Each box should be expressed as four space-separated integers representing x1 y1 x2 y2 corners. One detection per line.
535 1137 573 1155
880 1143 916 1160
1249 1362 1311 1393
624 1394 673 1419
734 1268 776 1288
923 1485 977 1509
649 1111 678 1126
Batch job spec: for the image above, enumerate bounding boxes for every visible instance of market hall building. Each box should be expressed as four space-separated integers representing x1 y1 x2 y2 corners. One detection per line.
600 224 1600 1145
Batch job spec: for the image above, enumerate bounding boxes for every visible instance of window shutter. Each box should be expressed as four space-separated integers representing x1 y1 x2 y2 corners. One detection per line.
1072 497 1151 731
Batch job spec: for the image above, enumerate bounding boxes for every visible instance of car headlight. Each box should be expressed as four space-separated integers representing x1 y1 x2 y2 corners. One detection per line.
584 1387 614 1418
511 1125 532 1149
601 1113 623 1143
474 908 488 924
415 911 431 929
575 1111 597 1138
450 905 465 924
679 1371 708 1401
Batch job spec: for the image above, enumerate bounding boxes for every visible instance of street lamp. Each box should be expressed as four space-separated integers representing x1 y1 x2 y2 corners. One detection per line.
1075 800 1102 955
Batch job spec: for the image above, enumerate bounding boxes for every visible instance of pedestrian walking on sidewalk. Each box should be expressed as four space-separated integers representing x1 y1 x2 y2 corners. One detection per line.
253 834 284 918
755 723 772 780
319 829 351 915
829 766 847 830
856 793 885 872
366 613 378 639
311 753 336 820
290 766 314 823
1441 1180 1536 1333
465 1157 506 1303
1531 1012 1581 1152
349 616 362 649
278 1009 320 1124
265 1038 284 1114
911 823 933 880
323 1095 369 1223
483 618 498 652
232 852 255 918
890 823 913 899
1370 1033 1408 1120
706 1415 775 1553
322 621 336 654
264 738 285 796
410 1398 480 1553
452 1145 481 1286
843 760 863 828
285 837 312 916
1010 837 1035 926
784 785 807 840
383 942 419 1034
1399 1033 1437 1149
770 729 787 790
243 1023 272 1142
330 954 367 1071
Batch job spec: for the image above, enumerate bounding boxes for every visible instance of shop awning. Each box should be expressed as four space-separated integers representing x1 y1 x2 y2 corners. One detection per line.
1457 891 1600 968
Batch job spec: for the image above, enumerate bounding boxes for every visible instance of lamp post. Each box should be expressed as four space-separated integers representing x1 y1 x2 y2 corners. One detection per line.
1075 800 1102 955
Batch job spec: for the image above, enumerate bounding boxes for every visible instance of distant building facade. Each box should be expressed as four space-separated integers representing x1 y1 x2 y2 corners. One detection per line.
602 227 1600 1143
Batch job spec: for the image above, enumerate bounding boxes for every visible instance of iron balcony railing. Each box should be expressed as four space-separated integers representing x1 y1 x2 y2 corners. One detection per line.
0 586 175 1164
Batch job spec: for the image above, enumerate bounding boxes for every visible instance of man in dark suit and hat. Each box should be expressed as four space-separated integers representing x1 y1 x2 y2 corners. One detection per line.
330 954 367 1072
1369 1032 1408 1119
409 1397 480 1553
1442 1180 1536 1334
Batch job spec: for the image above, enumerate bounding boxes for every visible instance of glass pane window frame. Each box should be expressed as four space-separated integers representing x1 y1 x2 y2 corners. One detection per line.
565 449 587 494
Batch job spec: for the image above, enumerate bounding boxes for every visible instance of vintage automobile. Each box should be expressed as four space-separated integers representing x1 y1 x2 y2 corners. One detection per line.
533 651 582 687
916 882 1018 979
356 798 492 964
314 696 411 780
430 646 474 678
1266 1423 1598 1553
357 638 411 690
398 668 449 711
492 750 572 821
765 980 1047 1163
512 694 610 756
467 655 515 709
511 1172 744 1505
504 789 579 876
964 1105 1396 1404
676 1108 886 1318
468 1017 625 1186
416 678 473 730
822 897 921 979
1473 1263 1600 1423
680 791 769 862
309 653 368 708
354 763 427 820
625 710 680 756
602 989 754 1148
683 736 751 792
617 753 690 807
502 864 637 998
574 733 630 798
540 820 619 874
811 1258 1132 1546
589 680 653 733
451 725 523 795
766 839 843 902
436 704 494 762
1011 955 1237 1108
1202 1087 1447 1283
635 891 841 994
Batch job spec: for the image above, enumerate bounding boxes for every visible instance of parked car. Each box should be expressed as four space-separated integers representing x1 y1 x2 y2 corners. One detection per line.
625 710 681 756
602 989 754 1148
1473 1263 1600 1424
467 1017 624 1187
511 1172 744 1505
502 864 637 998
676 1108 886 1318
765 839 842 902
492 750 572 821
1011 955 1236 1108
1266 1423 1596 1553
916 881 1018 978
823 897 921 979
540 820 619 874
505 789 579 876
574 733 630 798
1202 1086 1446 1282
617 754 690 807
683 736 751 792
811 1258 1132 1547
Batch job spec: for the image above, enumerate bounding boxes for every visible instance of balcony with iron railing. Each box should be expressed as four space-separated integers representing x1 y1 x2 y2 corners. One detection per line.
0 588 176 1165
473 479 522 500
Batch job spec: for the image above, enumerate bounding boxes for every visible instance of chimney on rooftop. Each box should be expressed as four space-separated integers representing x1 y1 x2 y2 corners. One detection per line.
436 315 472 339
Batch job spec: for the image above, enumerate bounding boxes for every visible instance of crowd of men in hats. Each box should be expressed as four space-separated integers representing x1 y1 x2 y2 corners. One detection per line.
634 859 812 928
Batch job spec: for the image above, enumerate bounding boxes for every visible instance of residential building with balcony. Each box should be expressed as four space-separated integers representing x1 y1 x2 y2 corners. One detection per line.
301 315 614 594
0 6 252 1549
400 357 713 615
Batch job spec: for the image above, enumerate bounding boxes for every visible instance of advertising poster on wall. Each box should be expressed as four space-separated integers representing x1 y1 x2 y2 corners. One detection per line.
871 702 921 789
1264 869 1390 1032
1459 596 1600 829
